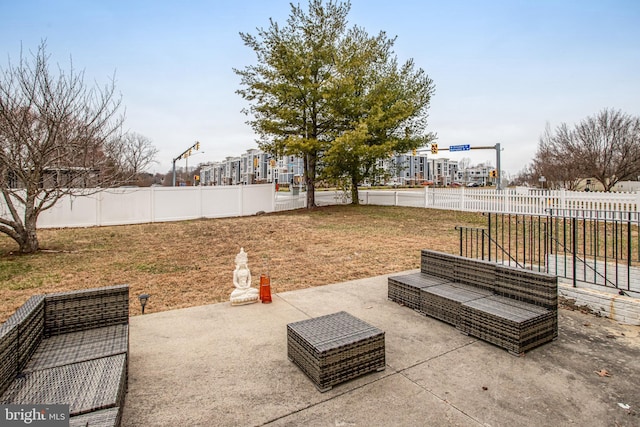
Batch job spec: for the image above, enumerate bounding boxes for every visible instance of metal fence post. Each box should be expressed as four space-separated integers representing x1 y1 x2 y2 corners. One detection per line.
572 216 577 288
487 212 492 262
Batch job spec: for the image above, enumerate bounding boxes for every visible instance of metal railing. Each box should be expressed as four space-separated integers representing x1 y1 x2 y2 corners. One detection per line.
456 210 640 295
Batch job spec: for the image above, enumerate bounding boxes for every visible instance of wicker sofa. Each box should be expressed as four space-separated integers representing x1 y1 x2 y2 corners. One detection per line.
0 285 129 426
389 250 558 355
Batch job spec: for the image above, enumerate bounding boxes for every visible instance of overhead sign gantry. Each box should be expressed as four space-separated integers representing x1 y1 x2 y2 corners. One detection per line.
422 143 503 190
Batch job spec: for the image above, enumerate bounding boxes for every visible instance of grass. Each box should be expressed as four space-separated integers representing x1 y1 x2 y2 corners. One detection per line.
0 205 486 321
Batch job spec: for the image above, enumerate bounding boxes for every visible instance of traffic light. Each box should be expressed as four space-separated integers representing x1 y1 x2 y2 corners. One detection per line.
490 170 498 178
195 141 200 151
431 143 438 154
412 148 417 156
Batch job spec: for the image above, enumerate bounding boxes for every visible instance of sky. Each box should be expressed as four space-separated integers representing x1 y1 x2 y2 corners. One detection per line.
1 0 639 178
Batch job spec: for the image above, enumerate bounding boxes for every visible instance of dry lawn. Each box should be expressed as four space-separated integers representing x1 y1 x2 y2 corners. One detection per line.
0 205 486 321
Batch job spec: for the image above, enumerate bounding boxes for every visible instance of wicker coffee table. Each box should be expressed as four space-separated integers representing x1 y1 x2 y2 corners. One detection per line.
287 311 385 392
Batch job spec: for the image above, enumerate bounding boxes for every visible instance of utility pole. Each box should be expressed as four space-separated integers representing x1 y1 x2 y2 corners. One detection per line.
172 141 201 186
495 143 502 190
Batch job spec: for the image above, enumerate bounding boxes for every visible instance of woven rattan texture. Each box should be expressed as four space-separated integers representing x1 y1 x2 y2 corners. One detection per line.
421 250 457 282
24 324 128 373
392 250 558 354
495 265 558 310
1 285 129 426
420 283 492 326
4 295 45 372
460 296 557 354
70 407 120 427
287 312 385 392
45 285 129 337
453 257 497 292
0 354 126 417
388 273 450 310
0 324 18 396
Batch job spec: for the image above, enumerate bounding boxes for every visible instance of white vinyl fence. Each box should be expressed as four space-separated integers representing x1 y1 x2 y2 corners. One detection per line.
3 185 639 230
350 187 640 215
0 185 276 229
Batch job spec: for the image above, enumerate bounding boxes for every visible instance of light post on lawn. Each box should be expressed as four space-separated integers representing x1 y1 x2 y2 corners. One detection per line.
138 293 150 314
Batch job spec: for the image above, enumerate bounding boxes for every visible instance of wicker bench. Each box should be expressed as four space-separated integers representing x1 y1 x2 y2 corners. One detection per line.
0 285 129 426
287 311 385 392
389 250 558 355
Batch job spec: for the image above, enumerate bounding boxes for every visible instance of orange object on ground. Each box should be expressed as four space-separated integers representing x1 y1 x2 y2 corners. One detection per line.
260 274 272 303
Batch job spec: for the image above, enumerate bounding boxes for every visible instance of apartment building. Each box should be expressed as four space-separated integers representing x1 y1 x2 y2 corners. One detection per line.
199 148 465 187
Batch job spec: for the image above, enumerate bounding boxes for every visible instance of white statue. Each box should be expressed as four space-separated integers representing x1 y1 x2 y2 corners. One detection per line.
230 247 259 305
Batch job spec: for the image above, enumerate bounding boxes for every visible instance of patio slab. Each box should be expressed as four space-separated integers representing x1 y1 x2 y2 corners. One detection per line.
121 271 640 426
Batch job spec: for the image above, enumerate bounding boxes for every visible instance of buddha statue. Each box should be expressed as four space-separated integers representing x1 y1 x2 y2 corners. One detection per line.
230 247 259 305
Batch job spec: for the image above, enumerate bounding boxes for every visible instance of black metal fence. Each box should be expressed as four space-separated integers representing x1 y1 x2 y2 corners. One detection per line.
455 210 640 296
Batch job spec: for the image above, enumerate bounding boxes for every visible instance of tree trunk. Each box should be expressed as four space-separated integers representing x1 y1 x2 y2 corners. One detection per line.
18 209 40 254
305 152 317 208
19 229 40 254
350 175 360 205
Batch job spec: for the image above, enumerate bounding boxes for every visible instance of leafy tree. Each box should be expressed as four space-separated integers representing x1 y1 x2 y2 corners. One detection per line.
532 110 640 191
235 0 434 206
321 26 435 203
236 0 350 207
0 42 154 253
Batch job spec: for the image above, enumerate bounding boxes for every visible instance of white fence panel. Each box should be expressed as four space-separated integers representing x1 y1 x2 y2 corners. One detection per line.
396 187 640 216
21 185 637 230
427 188 464 211
275 193 307 210
100 189 154 226
152 187 203 223
0 185 277 229
199 186 240 219
363 190 396 206
240 184 276 215
38 192 101 228
396 191 425 207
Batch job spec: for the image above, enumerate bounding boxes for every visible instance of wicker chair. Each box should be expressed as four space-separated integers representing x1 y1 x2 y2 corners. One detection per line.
0 285 129 426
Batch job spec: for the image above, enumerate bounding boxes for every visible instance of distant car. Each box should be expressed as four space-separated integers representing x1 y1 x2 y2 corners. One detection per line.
450 182 462 187
466 182 479 187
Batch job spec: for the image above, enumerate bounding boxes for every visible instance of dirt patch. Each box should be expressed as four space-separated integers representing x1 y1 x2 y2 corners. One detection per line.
559 296 601 316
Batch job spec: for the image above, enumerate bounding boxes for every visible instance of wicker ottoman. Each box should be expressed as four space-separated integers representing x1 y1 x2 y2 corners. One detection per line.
287 311 385 392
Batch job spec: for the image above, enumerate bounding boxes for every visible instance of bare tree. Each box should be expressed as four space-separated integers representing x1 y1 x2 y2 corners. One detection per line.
0 42 140 253
532 123 583 190
107 132 159 185
458 157 471 171
573 109 640 191
531 111 640 191
510 165 535 187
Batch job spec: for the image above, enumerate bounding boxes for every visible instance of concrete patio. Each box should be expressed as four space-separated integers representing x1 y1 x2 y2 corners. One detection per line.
121 271 640 426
